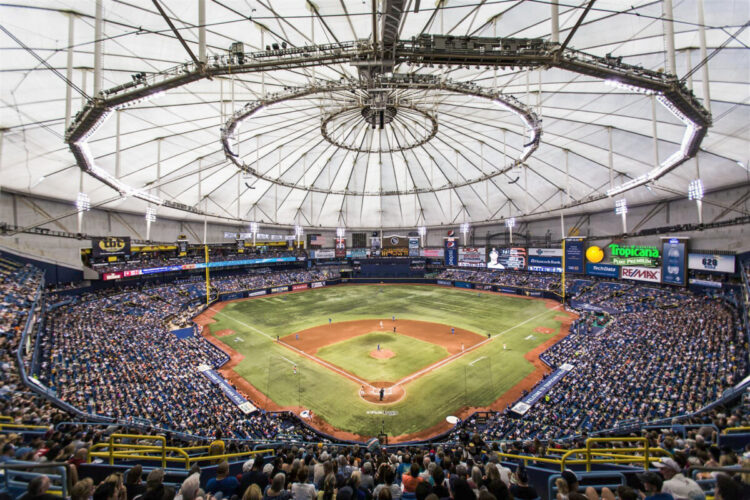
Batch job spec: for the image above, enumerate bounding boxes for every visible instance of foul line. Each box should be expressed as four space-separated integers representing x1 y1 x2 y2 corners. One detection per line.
395 336 492 386
278 340 373 389
469 356 487 366
278 355 297 366
208 306 274 340
495 304 562 337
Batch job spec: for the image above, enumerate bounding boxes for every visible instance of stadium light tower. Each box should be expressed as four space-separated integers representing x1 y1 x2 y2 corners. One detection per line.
688 179 704 224
145 206 157 241
249 221 259 246
615 198 628 234
76 192 90 234
417 226 426 247
459 222 470 246
505 217 516 244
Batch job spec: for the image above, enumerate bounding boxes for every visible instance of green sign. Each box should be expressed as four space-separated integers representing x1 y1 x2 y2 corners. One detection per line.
608 244 660 267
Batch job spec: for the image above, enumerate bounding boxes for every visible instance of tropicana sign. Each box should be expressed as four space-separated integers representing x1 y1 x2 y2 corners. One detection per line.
608 244 660 266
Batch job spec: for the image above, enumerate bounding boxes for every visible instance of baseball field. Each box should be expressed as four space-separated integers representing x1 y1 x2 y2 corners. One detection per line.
197 284 574 441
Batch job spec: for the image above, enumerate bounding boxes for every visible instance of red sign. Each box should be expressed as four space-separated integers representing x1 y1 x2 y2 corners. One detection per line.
123 269 142 277
292 284 309 291
621 266 661 283
102 272 123 281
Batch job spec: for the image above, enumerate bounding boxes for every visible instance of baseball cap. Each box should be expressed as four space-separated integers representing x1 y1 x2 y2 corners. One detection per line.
637 471 663 490
653 457 680 473
263 463 274 475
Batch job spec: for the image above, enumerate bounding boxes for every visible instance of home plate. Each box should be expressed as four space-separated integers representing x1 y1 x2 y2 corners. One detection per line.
446 415 459 424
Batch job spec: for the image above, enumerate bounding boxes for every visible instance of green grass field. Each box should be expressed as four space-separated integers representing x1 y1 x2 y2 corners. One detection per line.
207 284 567 437
316 332 449 383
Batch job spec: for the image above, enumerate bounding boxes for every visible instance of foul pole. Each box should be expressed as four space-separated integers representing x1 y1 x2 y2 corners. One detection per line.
561 238 566 303
205 244 210 306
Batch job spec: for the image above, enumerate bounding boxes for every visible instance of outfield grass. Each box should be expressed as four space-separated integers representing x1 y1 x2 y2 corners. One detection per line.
316 332 449 383
208 285 567 437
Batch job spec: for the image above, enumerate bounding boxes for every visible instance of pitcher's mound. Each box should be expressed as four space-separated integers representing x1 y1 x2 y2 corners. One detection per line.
370 349 395 359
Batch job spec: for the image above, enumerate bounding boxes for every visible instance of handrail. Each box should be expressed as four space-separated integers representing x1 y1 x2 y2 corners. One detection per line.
722 426 750 434
1 461 72 498
0 422 49 431
0 416 13 422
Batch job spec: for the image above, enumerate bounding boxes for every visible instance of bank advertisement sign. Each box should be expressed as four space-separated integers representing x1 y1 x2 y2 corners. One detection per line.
688 253 735 273
662 238 687 285
621 266 662 283
565 239 585 273
586 263 619 278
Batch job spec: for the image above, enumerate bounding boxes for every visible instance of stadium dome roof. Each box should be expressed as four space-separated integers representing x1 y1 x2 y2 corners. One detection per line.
1 1 747 230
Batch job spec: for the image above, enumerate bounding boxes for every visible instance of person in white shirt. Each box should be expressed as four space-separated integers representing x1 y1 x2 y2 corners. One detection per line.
655 457 705 500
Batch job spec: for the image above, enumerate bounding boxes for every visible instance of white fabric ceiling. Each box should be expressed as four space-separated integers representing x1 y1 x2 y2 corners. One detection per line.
1 0 748 229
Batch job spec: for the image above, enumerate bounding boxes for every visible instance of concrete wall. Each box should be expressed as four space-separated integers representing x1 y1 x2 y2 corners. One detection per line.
1 183 748 269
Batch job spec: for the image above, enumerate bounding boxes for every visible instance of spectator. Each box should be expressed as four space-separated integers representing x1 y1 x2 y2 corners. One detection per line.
654 458 704 500
126 465 146 500
637 471 673 500
207 461 240 498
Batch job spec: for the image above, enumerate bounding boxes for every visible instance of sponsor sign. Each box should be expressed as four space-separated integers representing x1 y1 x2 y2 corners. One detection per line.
246 290 267 297
512 363 574 415
335 237 346 258
688 253 735 273
565 239 585 273
528 256 562 267
662 239 687 286
498 287 519 294
92 236 131 257
608 244 660 266
381 247 409 257
453 281 473 289
102 272 123 281
621 266 662 283
408 237 420 257
271 286 289 294
437 280 452 286
292 284 309 291
383 235 409 248
123 269 142 277
529 248 563 257
459 247 486 264
421 248 444 258
310 281 325 288
347 248 368 258
524 290 543 297
313 249 335 259
586 263 619 278
527 265 562 273
689 278 722 288
457 262 486 268
488 247 526 270
445 238 458 266
480 285 494 290
222 292 243 301
198 365 256 414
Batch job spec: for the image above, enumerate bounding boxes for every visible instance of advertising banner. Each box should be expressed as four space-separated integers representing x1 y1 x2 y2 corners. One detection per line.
421 248 444 258
565 239 585 273
381 247 409 257
347 248 368 258
198 365 256 414
689 278 722 289
621 266 662 283
383 235 409 248
662 238 687 286
457 262 486 268
102 272 123 281
453 281 473 289
445 238 458 266
487 247 526 270
370 236 381 256
528 256 563 267
221 292 243 301
688 253 735 273
459 247 486 264
497 286 520 295
527 265 562 273
313 249 336 259
511 363 574 415
586 263 619 278
292 284 309 291
246 290 267 297
437 280 452 286
271 286 289 294
123 269 142 277
311 281 325 288
335 238 346 258
92 236 131 257
608 243 660 267
529 248 562 257
408 238 420 257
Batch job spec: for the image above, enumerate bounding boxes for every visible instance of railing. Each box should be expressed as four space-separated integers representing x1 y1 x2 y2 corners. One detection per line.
86 433 273 470
1 461 72 498
498 437 671 472
722 426 750 434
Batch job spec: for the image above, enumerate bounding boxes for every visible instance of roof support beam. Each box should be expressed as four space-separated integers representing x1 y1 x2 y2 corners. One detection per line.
151 0 202 70
198 0 206 63
558 0 596 53
550 0 559 43
662 0 676 75
94 0 103 96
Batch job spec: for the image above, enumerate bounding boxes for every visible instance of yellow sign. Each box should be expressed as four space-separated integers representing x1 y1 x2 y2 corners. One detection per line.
98 237 127 253
586 245 604 263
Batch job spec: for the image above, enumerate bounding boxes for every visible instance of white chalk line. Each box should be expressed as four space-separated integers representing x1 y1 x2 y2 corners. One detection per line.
278 340 373 389
469 356 487 366
208 306 274 340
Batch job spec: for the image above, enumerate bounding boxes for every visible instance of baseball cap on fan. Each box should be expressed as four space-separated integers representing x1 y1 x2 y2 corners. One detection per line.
653 457 681 473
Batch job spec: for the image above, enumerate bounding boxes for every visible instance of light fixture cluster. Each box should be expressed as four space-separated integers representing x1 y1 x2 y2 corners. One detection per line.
294 225 304 237
688 179 704 201
505 218 516 228
417 226 426 237
249 222 259 234
76 192 90 212
145 206 157 223
112 91 165 110
336 227 346 238
615 198 628 215
604 79 659 96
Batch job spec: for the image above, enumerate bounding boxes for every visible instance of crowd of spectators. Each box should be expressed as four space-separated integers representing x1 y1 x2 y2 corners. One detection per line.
437 269 564 291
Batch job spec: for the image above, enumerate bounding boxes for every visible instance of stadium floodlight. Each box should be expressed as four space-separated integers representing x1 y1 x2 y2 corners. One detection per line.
336 227 346 238
294 225 304 237
615 199 627 233
76 192 90 212
459 222 470 246
688 179 704 224
615 198 628 215
505 217 515 243
688 179 704 201
249 222 259 234
417 226 426 237
145 206 157 223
